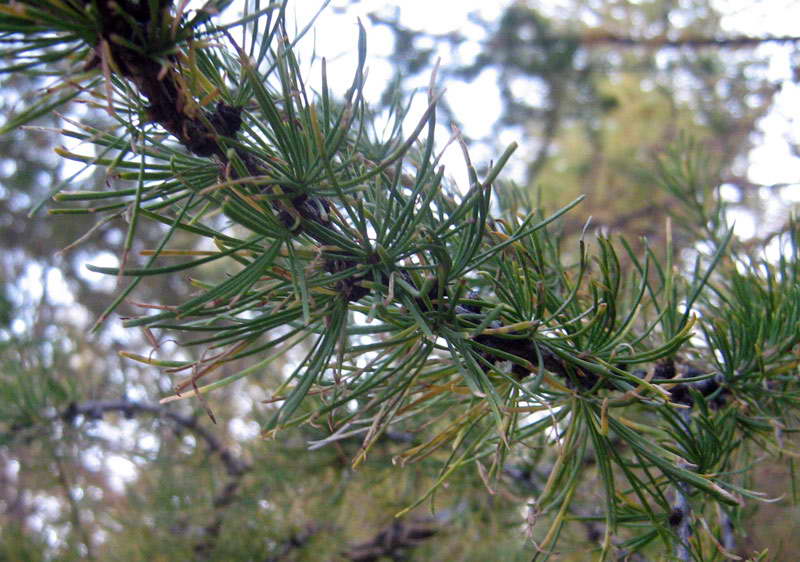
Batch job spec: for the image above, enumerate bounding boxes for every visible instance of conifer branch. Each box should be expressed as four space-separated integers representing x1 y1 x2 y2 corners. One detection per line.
2 1 799 557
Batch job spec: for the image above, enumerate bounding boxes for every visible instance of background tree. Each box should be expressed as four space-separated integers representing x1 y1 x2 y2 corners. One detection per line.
0 1 798 560
370 0 789 250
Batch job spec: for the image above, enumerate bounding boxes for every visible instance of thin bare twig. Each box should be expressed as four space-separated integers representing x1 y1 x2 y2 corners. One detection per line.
60 399 250 557
578 32 800 49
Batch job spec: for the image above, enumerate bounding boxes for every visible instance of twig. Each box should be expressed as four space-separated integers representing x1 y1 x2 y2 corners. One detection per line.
60 399 250 557
671 408 694 561
263 524 320 562
344 514 447 562
718 506 737 554
51 451 96 561
62 400 247 477
578 32 800 49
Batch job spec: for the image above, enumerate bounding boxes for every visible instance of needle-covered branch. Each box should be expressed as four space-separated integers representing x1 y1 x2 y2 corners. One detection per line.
2 0 799 558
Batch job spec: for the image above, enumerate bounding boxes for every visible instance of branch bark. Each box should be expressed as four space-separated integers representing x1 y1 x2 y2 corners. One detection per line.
344 515 447 562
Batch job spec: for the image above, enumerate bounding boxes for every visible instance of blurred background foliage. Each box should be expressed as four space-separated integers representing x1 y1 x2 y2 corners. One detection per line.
0 0 798 559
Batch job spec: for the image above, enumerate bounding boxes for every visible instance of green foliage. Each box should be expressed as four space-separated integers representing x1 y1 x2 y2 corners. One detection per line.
0 1 798 559
0 338 79 444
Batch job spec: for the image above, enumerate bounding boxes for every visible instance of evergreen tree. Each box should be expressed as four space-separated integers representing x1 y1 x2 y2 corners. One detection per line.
1 1 798 559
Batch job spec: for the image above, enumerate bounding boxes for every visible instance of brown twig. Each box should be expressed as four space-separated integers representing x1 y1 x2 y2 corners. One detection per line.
61 399 250 557
51 451 96 561
344 514 449 562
